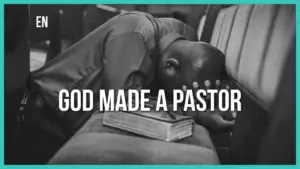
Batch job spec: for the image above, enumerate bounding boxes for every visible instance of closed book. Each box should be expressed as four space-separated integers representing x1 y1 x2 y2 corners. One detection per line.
103 109 194 142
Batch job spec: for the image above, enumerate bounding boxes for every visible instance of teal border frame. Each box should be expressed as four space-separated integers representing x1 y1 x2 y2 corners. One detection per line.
0 0 298 168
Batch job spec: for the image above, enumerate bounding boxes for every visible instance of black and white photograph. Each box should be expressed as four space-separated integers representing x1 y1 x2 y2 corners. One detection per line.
4 4 296 165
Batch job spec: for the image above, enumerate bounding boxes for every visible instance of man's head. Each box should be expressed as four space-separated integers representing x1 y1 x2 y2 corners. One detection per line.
157 40 225 94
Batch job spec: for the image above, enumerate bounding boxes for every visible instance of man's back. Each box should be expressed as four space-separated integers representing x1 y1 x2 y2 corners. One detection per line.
31 11 197 109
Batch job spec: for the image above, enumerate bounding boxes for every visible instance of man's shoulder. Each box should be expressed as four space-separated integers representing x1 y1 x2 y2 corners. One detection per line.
117 11 156 33
118 11 153 19
113 11 157 49
158 17 198 41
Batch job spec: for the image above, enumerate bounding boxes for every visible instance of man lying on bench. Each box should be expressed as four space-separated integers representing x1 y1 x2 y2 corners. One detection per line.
13 11 235 164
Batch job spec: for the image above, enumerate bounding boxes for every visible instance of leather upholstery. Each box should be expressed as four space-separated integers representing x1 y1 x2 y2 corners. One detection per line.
210 5 295 164
210 8 225 47
49 113 219 164
211 5 295 110
49 133 220 164
257 45 295 164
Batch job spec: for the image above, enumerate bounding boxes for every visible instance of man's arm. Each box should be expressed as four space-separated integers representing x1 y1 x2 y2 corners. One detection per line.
183 23 199 42
103 32 153 91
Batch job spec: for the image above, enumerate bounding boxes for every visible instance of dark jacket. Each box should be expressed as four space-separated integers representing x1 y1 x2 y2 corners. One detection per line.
32 11 198 109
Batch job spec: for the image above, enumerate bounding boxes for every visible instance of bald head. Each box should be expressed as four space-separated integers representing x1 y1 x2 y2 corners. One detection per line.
157 39 225 93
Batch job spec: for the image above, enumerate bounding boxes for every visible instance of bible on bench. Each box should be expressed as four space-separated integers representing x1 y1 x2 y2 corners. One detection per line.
103 107 195 142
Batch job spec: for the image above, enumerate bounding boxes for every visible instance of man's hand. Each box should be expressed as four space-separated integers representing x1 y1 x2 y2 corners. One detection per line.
197 109 235 133
181 80 236 133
